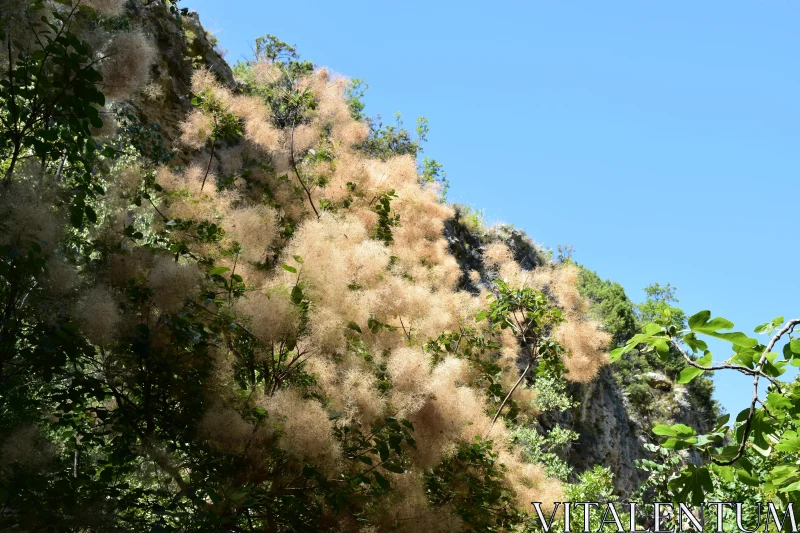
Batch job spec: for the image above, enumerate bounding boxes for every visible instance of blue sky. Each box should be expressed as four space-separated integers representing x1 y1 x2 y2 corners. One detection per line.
182 0 798 418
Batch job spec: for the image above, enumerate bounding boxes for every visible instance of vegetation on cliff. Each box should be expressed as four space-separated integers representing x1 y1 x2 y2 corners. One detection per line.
0 1 798 532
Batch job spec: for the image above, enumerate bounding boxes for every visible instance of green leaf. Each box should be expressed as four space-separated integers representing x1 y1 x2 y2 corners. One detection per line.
676 351 712 384
373 471 390 490
475 310 488 322
754 316 784 335
779 480 800 493
229 489 249 501
766 392 793 412
713 331 759 347
676 366 704 384
735 468 760 487
689 311 733 332
684 333 708 353
670 465 713 504
776 431 800 453
292 255 304 264
643 322 663 335
653 424 696 438
712 464 735 483
609 346 625 363
376 442 389 462
281 264 297 273
769 465 799 486
209 266 230 275
661 436 697 450
688 311 757 347
206 489 222 506
382 462 404 474
291 285 304 305
688 310 712 330
70 205 84 228
346 322 362 334
654 338 670 358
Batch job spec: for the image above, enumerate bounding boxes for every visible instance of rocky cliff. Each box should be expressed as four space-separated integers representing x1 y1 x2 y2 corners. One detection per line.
133 3 715 499
445 209 715 495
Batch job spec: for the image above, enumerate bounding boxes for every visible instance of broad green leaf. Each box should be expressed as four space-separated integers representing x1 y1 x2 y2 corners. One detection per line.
382 462 404 474
763 358 787 378
209 266 229 275
291 285 304 304
779 480 800 493
688 310 712 330
688 311 757 347
776 431 800 453
769 465 799 485
766 393 793 412
661 436 697 450
677 366 704 384
229 490 249 501
653 424 696 438
654 338 670 358
676 352 712 384
643 323 663 335
373 471 390 490
735 468 760 487
684 333 708 353
711 331 758 347
281 264 297 273
712 464 735 482
670 465 713 504
754 316 784 335
206 489 222 506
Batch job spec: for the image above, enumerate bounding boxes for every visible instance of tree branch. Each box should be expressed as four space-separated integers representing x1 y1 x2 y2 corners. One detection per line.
711 318 800 466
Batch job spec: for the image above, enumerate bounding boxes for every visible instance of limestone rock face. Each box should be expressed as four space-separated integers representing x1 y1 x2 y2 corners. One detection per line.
644 372 672 391
121 4 235 151
540 366 649 495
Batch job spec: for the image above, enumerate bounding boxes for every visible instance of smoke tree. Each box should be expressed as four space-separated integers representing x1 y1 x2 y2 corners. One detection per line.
0 1 615 531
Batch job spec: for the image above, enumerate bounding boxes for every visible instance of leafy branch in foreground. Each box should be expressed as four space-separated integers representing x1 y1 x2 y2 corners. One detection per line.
613 311 800 504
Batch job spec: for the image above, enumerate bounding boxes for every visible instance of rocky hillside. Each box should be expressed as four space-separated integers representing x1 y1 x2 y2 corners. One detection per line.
0 1 720 531
129 0 717 498
445 210 716 494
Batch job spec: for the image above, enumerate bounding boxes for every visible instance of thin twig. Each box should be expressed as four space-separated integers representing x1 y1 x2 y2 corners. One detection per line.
200 131 216 192
288 120 319 218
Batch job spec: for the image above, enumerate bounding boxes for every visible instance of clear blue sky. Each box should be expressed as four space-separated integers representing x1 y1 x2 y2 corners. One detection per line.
182 0 798 418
